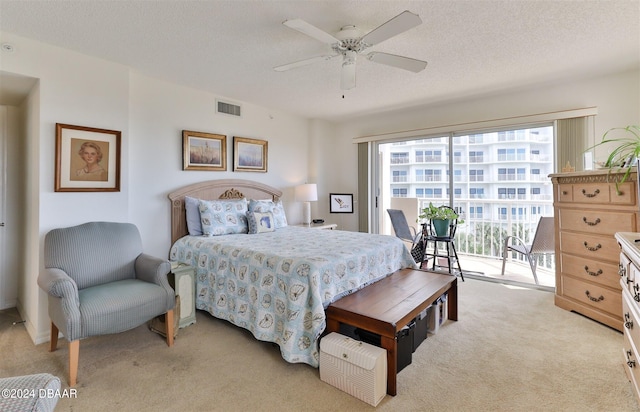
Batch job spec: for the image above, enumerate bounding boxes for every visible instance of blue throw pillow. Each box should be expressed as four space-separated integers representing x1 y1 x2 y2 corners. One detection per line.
185 196 203 236
246 211 275 234
248 199 288 228
199 198 248 236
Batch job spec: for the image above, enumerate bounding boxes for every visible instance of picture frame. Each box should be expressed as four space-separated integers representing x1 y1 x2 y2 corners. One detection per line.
233 136 268 172
329 193 354 213
55 123 121 192
182 130 227 171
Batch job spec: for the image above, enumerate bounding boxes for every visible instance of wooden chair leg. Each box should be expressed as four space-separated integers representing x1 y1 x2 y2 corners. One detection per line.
49 322 59 352
69 340 79 387
165 309 174 347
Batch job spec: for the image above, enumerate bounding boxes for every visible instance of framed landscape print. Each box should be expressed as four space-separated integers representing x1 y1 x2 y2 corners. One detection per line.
330 193 354 213
183 130 227 171
233 136 267 172
55 123 121 192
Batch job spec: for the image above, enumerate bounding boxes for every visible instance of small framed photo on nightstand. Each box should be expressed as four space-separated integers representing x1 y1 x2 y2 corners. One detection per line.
330 193 353 213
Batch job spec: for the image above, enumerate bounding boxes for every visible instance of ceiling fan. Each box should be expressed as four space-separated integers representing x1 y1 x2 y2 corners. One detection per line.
274 10 428 91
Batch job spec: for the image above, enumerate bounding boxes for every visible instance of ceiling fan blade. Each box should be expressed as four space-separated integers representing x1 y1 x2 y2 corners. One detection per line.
274 54 338 72
341 51 357 90
361 10 422 47
367 52 427 73
283 19 340 45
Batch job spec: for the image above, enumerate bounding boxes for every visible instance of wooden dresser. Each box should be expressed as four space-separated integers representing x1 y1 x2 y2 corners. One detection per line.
616 232 640 404
551 169 639 332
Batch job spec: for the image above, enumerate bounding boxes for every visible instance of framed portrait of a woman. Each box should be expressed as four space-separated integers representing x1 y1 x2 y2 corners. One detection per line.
55 123 121 192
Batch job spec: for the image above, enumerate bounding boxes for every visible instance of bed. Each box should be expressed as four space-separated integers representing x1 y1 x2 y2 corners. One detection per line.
168 179 417 367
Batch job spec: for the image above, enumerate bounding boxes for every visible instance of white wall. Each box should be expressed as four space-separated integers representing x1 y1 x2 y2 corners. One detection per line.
329 69 640 231
0 32 312 343
128 72 310 256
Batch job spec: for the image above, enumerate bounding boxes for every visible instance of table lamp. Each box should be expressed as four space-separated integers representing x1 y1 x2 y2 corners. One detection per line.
295 183 318 225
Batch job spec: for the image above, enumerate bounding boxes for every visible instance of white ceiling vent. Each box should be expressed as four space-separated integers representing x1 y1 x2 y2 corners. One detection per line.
216 99 242 117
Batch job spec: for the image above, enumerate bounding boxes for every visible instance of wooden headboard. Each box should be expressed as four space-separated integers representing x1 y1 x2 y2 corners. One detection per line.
167 179 283 244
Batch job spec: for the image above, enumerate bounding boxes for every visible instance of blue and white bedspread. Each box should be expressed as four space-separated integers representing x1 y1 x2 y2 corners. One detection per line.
169 226 416 367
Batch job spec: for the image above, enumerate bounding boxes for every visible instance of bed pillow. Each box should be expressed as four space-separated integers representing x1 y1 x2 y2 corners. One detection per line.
248 199 288 228
246 211 276 234
185 196 204 236
199 198 248 236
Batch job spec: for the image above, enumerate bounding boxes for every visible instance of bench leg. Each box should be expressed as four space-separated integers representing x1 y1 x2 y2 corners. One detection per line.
380 335 397 396
448 278 458 321
326 318 340 334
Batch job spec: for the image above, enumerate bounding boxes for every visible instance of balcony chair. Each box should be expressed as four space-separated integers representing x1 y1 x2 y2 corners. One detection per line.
422 206 465 281
387 209 424 264
37 222 176 386
501 216 555 285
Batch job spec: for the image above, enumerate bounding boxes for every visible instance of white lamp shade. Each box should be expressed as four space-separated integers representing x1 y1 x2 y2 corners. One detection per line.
295 183 318 202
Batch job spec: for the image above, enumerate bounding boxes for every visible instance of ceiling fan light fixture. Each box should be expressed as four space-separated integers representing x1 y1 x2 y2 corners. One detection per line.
276 10 427 91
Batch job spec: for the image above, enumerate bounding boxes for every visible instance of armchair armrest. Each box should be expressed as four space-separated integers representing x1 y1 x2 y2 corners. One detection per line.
37 268 81 339
37 268 79 304
135 254 171 285
135 254 174 310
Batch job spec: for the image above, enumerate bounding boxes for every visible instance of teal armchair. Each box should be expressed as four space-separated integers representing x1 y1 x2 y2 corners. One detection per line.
38 222 175 386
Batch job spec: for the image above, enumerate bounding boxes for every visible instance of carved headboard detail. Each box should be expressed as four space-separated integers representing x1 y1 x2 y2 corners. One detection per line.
219 188 245 199
167 179 283 245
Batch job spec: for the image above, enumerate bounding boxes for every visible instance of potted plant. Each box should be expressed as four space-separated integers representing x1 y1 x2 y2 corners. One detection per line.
418 202 463 237
589 125 640 188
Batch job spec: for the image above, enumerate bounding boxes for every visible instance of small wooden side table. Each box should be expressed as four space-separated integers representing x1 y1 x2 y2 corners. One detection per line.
169 262 196 328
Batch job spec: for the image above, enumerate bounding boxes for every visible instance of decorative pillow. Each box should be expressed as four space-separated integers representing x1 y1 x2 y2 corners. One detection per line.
199 198 248 236
185 196 203 236
248 199 288 228
246 211 276 234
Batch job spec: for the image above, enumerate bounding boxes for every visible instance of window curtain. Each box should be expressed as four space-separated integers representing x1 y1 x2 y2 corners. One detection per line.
357 142 368 232
556 116 594 172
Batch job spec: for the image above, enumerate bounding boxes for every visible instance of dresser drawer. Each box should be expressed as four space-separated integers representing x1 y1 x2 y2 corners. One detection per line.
610 182 636 205
562 275 621 317
559 231 619 262
624 330 640 396
559 208 635 236
623 288 640 347
621 252 635 293
571 182 611 204
560 253 620 290
557 184 574 202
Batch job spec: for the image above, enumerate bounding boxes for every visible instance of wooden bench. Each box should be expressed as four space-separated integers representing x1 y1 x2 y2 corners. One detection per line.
325 268 458 396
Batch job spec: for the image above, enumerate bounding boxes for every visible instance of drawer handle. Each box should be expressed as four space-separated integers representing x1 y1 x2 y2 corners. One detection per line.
562 190 569 195
583 241 601 252
619 263 627 278
627 350 636 368
625 312 634 329
581 188 600 198
582 217 601 226
584 266 602 277
585 290 604 302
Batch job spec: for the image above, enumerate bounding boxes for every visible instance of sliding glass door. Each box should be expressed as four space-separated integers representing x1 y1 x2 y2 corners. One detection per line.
377 124 556 287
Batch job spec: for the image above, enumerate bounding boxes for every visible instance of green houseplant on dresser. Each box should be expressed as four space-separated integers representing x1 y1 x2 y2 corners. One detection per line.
590 125 640 191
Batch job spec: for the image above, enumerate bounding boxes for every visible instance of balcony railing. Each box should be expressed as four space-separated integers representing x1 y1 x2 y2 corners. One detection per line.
408 200 554 276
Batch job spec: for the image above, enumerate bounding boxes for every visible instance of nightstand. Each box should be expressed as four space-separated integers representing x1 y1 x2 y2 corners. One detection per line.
294 223 338 230
168 262 196 328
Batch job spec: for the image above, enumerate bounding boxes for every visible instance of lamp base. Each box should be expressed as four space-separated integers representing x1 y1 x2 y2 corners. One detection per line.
302 202 311 225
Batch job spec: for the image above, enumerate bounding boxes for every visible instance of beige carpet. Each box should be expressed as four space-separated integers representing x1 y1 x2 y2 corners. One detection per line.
2 279 639 411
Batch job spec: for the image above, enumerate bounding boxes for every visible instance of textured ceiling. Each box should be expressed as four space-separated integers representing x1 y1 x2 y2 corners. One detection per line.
1 0 639 122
